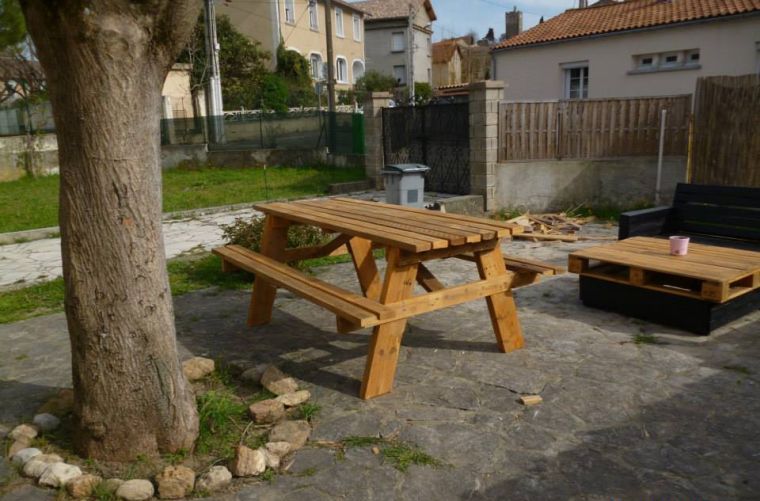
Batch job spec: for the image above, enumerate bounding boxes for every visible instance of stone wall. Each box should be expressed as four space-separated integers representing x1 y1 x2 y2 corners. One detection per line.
495 156 687 212
0 133 59 181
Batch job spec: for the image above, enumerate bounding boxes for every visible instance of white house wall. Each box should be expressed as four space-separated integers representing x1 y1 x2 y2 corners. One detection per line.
492 15 760 100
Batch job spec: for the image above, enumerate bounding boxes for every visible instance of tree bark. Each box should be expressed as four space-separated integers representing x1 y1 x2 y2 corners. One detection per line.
20 0 201 460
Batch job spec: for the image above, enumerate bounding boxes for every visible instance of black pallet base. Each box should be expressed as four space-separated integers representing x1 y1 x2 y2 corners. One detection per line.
579 275 760 335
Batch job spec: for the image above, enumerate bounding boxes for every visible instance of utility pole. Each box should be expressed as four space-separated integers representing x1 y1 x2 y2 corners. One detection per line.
324 0 337 152
324 0 336 113
407 3 415 105
204 0 224 143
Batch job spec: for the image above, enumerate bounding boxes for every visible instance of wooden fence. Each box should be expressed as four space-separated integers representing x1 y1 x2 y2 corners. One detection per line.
690 74 760 187
499 95 691 161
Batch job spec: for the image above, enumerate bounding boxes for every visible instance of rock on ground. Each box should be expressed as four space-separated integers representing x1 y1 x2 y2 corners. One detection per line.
182 356 215 381
67 474 102 499
260 366 298 395
155 465 195 499
7 439 32 458
8 424 38 442
38 462 82 488
269 420 311 450
102 478 125 494
116 479 155 501
195 466 232 493
265 441 292 458
32 413 60 432
260 448 280 469
240 363 269 383
37 388 74 416
11 447 41 466
248 399 285 424
229 445 266 477
22 454 63 478
275 390 310 407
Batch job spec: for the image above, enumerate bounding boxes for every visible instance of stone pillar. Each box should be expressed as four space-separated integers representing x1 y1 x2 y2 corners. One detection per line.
363 92 391 188
469 80 504 212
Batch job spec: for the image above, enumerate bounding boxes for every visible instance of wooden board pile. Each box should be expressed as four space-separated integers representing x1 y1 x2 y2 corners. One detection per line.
505 213 607 242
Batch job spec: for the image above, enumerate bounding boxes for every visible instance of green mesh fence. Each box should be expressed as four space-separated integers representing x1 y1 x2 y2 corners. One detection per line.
160 111 364 155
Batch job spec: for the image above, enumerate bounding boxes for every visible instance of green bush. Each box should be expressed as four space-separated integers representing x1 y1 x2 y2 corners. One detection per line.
354 70 397 103
259 74 289 112
220 215 331 256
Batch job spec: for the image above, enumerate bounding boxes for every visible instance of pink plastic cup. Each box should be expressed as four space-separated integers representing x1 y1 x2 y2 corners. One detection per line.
669 236 690 256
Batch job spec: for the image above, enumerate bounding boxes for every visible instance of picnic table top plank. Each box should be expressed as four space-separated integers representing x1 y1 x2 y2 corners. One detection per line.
325 198 498 240
255 202 435 252
316 199 489 242
295 199 472 246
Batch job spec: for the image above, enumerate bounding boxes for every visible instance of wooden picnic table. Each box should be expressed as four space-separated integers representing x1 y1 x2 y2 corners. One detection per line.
214 198 532 399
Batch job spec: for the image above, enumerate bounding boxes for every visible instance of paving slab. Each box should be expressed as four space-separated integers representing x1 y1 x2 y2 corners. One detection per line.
1 225 759 500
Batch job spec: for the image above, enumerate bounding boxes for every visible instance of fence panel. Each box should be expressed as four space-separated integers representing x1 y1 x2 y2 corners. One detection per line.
499 95 691 161
691 74 760 187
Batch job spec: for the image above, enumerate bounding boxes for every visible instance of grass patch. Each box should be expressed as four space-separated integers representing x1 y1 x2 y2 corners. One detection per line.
195 390 248 459
724 365 751 375
0 166 366 233
0 253 252 325
633 334 661 345
92 481 116 501
340 436 443 473
296 402 321 421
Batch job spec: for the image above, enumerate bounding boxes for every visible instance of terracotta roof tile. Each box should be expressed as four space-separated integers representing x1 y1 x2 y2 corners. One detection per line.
493 0 760 50
353 0 437 21
432 40 460 63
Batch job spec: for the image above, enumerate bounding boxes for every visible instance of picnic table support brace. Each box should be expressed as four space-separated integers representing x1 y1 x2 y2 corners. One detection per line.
475 246 525 352
360 247 419 399
248 215 290 326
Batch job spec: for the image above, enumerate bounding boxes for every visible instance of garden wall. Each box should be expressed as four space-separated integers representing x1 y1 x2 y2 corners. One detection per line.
0 133 59 181
495 156 686 212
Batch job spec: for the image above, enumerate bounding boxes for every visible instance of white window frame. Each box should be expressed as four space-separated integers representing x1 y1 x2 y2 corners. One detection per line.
353 14 362 42
661 52 680 68
284 0 295 24
335 8 344 38
637 54 656 70
309 2 319 31
351 59 365 84
391 31 405 53
562 63 589 99
393 64 406 85
309 52 323 81
685 49 700 66
336 56 348 83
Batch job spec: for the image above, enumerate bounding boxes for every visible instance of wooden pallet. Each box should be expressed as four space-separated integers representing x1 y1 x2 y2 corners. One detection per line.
568 237 760 303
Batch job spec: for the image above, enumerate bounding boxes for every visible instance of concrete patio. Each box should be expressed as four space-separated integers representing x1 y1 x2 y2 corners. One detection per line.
1 226 759 500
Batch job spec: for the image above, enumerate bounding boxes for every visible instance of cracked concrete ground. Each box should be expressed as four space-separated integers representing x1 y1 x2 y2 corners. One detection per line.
1 225 759 500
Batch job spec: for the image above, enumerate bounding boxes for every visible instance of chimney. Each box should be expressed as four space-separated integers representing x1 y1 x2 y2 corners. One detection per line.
578 0 588 7
505 6 523 39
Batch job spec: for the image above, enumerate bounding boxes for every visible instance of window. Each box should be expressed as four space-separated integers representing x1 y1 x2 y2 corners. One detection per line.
352 60 365 84
391 32 405 52
310 53 323 80
393 64 406 85
353 14 362 42
336 57 348 82
284 0 295 24
662 52 680 66
638 55 655 69
565 66 588 99
335 8 344 37
309 2 318 30
686 49 700 64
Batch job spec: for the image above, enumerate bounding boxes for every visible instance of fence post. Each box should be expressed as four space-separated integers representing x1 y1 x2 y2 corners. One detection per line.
469 80 504 212
363 91 391 188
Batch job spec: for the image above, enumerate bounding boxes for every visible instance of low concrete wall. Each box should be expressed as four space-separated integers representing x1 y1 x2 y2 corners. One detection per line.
205 148 364 169
0 133 59 181
495 157 686 212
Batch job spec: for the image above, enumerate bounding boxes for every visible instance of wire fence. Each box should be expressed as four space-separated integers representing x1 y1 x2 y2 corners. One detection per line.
0 101 55 136
161 111 365 155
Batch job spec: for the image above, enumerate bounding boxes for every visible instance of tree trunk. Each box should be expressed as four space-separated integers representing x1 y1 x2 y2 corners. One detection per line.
21 1 201 460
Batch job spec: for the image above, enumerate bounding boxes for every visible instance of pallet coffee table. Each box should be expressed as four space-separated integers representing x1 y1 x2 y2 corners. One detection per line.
568 237 760 334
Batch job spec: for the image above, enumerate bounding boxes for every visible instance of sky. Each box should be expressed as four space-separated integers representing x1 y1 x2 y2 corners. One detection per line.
431 0 581 41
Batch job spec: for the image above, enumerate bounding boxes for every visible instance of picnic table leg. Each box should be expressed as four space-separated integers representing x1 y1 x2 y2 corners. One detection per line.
360 247 418 399
475 245 524 352
247 215 290 326
347 237 382 301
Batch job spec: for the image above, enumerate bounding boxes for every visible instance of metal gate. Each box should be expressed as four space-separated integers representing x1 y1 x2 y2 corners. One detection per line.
382 102 469 194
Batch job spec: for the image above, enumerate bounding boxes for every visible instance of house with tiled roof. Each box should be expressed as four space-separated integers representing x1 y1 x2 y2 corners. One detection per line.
491 0 760 100
432 39 463 87
352 0 436 86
